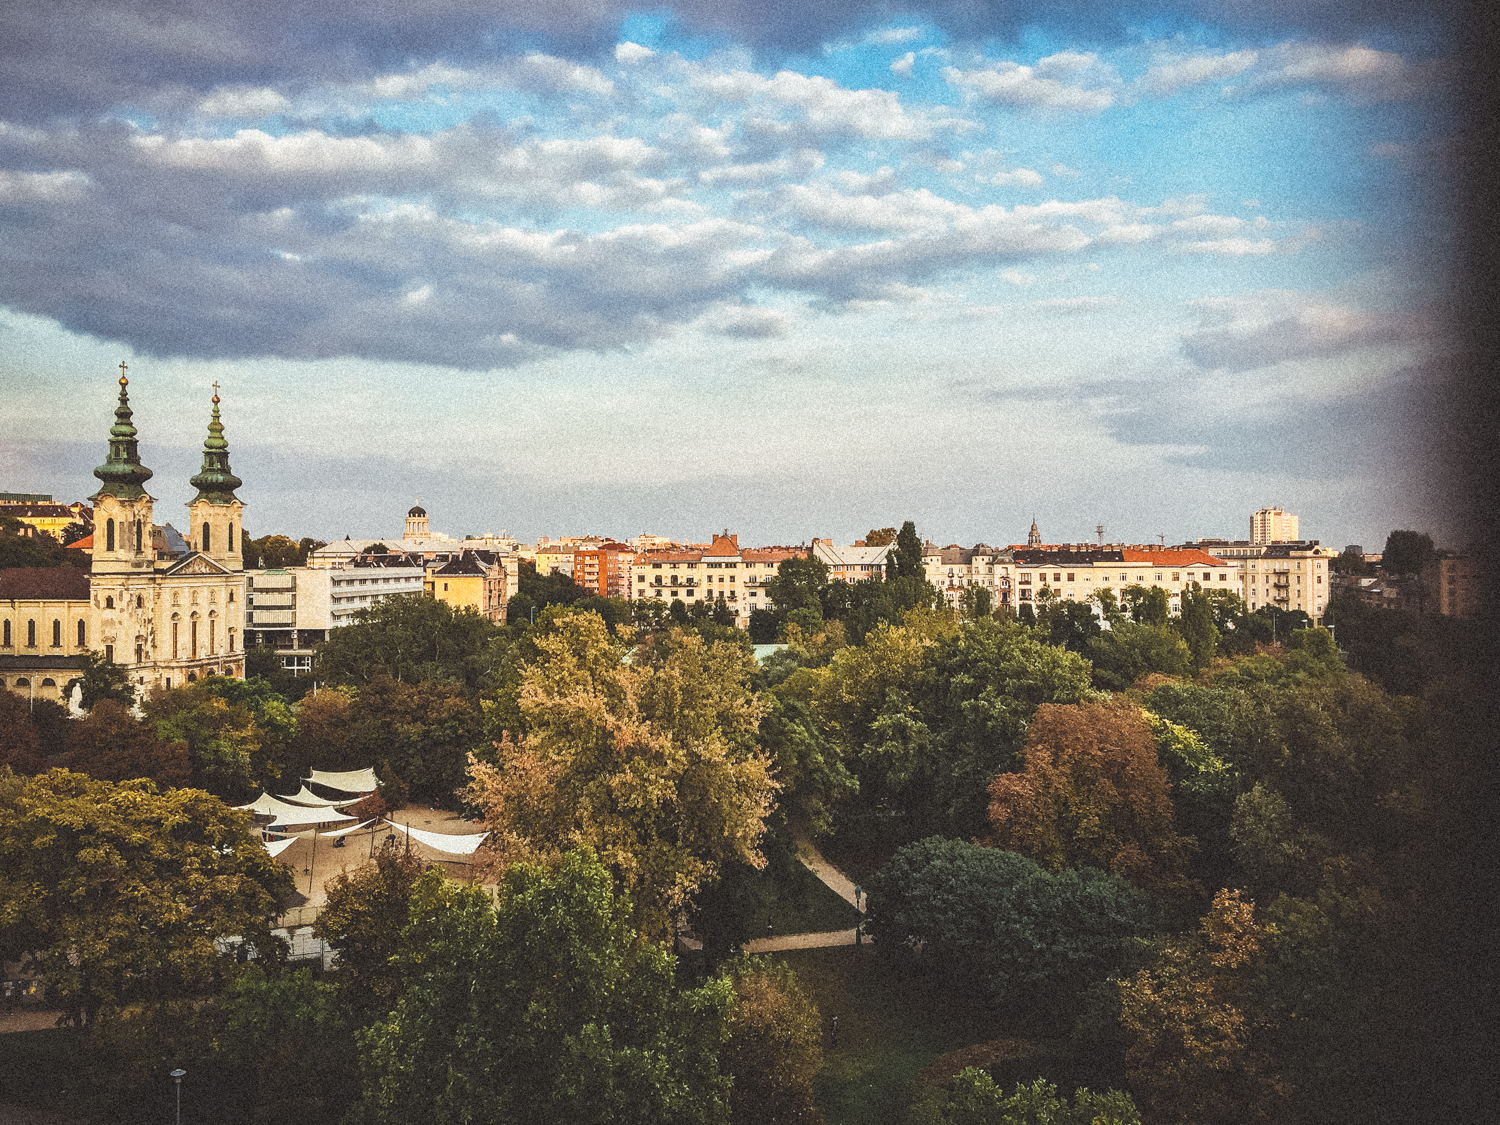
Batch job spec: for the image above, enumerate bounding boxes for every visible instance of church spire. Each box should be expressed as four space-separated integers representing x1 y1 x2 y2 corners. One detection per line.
1028 517 1041 547
91 362 154 500
189 384 243 504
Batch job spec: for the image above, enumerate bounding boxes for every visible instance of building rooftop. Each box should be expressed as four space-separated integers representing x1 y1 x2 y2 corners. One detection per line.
0 566 92 600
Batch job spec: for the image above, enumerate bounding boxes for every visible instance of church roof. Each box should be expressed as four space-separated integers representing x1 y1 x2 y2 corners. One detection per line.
0 567 91 600
189 390 243 504
91 372 154 502
408 504 427 517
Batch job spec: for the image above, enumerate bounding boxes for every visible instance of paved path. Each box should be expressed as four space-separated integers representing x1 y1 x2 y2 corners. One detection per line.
744 927 872 952
0 1009 61 1035
794 834 864 912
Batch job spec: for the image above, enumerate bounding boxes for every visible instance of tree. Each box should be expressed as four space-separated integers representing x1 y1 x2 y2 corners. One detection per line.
958 583 994 622
316 592 506 690
766 554 829 626
747 607 779 643
1086 623 1191 691
866 837 1155 1012
1331 548 1370 576
1119 585 1169 626
144 680 276 798
313 841 429 1018
756 694 857 836
0 690 46 774
1174 583 1219 671
939 1071 1140 1125
1119 889 1288 1125
507 558 588 625
865 527 898 547
466 616 777 941
67 649 137 709
1039 598 1100 654
720 958 824 1125
61 520 90 545
0 515 89 569
355 852 734 1125
64 698 192 787
245 533 322 569
1380 529 1435 576
332 675 484 803
887 520 925 579
986 702 1194 898
0 769 293 1034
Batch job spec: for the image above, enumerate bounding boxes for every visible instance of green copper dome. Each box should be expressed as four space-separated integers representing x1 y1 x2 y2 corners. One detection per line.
190 388 243 504
90 372 154 501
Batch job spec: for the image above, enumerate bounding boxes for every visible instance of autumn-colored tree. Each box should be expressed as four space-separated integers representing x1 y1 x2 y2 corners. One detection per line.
987 702 1194 896
466 615 777 942
313 840 429 1018
1119 889 1289 1125
283 686 362 780
720 958 824 1125
0 769 293 1033
64 698 192 787
0 689 46 774
144 680 277 798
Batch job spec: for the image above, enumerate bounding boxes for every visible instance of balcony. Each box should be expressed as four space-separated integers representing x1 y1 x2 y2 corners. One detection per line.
250 609 296 626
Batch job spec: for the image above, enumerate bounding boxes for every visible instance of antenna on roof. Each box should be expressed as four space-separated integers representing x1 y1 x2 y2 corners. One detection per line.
1158 533 1165 547
1096 524 1105 545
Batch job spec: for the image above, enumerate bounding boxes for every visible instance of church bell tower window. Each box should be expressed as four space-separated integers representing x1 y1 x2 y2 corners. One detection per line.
106 519 115 552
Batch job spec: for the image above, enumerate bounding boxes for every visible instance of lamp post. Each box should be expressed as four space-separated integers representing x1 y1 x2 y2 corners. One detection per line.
170 1068 186 1125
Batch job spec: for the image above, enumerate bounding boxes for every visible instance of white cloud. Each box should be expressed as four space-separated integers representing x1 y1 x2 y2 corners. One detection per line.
1182 291 1429 370
1176 237 1278 256
0 170 90 203
1226 43 1444 103
696 68 944 140
944 53 1118 112
701 303 790 338
195 86 292 117
1137 50 1258 97
868 27 923 45
891 52 916 78
1002 269 1036 286
510 54 614 97
987 167 1045 187
616 42 655 64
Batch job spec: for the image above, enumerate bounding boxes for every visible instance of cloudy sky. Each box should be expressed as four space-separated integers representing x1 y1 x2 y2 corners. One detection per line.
0 2 1466 550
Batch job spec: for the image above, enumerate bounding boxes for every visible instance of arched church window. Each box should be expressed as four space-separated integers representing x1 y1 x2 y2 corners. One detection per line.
15 678 29 688
77 619 86 646
135 521 143 553
190 615 199 659
136 595 143 608
105 596 114 609
27 620 36 647
3 620 10 646
228 523 235 552
41 678 55 688
187 673 196 682
106 519 115 552
203 522 211 553
52 620 61 647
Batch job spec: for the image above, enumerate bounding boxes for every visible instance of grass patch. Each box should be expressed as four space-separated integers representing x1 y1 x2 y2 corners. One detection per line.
761 847 860 935
764 945 998 1125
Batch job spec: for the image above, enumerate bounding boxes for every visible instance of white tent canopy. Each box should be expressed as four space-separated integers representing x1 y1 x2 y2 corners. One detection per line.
236 793 355 825
279 785 353 808
382 819 490 856
261 836 298 858
305 768 378 795
318 818 378 838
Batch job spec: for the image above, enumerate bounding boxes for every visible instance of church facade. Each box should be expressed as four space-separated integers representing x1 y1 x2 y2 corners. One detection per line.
88 371 249 690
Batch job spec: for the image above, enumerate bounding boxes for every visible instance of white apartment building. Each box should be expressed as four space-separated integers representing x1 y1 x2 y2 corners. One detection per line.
245 563 426 673
810 539 894 582
1183 539 1334 620
922 543 1011 610
1250 507 1300 544
629 533 805 627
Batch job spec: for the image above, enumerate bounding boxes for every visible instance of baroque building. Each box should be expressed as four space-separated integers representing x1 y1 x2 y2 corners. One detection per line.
88 371 248 690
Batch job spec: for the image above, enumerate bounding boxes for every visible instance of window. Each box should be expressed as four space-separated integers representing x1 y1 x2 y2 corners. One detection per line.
27 619 36 647
191 618 199 658
1053 573 1061 582
2 620 8 646
15 678 28 688
137 594 144 607
209 618 216 651
105 595 114 609
1066 573 1075 582
172 620 180 658
1172 573 1179 581
104 644 113 663
202 522 211 552
106 518 115 552
41 678 55 688
52 619 61 646
228 523 234 552
135 521 142 553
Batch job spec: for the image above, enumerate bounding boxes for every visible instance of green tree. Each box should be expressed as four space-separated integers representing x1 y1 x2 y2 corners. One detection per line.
1380 529 1435 576
1120 585 1169 626
720 957 824 1125
1086 623 1191 691
316 592 506 690
67 649 137 709
466 616 777 941
1039 598 1100 654
940 1071 1140 1125
313 841 429 1018
766 554 829 626
355 852 734 1125
866 837 1155 1012
346 675 484 802
887 520 925 579
958 583 995 622
0 769 292 1034
0 514 88 568
0 689 46 773
144 679 276 798
507 559 589 624
1174 583 1219 671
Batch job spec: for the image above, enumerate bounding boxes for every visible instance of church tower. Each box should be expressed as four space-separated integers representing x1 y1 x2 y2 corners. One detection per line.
186 386 244 570
1027 518 1041 547
89 364 156 575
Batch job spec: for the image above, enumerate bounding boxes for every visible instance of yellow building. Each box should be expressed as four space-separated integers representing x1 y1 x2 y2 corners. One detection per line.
0 567 92 702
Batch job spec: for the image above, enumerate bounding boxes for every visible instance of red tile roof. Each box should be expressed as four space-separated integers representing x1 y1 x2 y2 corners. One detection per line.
1118 549 1230 566
68 534 94 550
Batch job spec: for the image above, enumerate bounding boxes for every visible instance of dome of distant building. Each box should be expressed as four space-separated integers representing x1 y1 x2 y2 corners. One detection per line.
408 504 426 518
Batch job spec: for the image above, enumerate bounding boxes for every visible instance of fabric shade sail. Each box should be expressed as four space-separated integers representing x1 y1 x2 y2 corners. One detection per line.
261 836 298 858
382 819 489 856
237 793 355 825
318 818 378 838
279 785 354 808
305 768 378 794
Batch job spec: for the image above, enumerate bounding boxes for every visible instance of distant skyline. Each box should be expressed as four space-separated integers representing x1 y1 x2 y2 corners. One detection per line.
0 3 1466 550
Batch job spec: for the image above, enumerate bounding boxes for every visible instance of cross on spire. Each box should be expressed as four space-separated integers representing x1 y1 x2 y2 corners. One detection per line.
118 360 128 382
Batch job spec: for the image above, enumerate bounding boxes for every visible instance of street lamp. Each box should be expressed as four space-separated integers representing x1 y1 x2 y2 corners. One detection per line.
170 1068 186 1125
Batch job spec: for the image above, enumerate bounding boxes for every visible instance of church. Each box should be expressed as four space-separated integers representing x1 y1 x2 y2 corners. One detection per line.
0 369 249 702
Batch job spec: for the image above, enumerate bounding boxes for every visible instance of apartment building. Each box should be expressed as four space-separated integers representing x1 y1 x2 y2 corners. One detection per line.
810 539 894 583
574 541 635 598
245 561 426 674
1184 539 1334 620
1010 546 1238 613
922 543 1012 609
1250 507 1300 544
630 532 805 627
